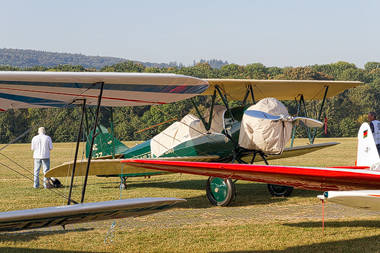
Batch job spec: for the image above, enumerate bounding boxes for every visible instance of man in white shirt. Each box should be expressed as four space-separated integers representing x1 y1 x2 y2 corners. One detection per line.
31 127 53 189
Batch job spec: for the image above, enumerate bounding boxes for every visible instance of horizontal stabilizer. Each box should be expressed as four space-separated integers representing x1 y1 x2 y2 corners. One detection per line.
0 198 185 232
319 190 380 211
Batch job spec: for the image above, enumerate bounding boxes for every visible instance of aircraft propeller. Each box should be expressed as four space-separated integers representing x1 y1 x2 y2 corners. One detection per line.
244 110 323 128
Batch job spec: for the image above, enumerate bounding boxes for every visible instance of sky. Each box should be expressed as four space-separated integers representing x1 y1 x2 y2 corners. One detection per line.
0 0 379 68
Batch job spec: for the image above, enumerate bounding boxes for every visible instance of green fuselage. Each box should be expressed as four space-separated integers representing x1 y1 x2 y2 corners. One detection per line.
123 106 246 163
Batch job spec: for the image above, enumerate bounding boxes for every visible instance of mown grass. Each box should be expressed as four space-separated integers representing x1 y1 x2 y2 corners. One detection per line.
1 138 380 252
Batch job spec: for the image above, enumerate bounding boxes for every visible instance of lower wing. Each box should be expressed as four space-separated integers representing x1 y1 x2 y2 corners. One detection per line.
121 160 380 192
46 156 220 178
240 142 339 162
0 198 185 232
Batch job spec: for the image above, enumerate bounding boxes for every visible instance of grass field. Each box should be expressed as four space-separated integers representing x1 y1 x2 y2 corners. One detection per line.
1 138 380 252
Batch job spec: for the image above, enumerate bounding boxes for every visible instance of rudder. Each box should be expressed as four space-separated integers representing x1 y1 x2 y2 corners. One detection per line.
86 125 129 159
357 122 380 166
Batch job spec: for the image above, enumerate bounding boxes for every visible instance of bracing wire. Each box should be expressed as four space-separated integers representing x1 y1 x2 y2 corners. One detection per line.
0 82 101 201
0 160 70 200
104 163 124 244
152 105 235 151
113 103 235 158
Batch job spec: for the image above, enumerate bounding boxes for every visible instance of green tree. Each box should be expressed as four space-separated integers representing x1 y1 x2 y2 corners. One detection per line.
244 63 268 79
219 64 244 79
364 62 380 72
274 67 333 80
100 61 146 72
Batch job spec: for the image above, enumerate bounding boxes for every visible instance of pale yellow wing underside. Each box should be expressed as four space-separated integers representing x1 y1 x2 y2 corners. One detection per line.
203 79 362 101
45 156 220 177
239 142 339 163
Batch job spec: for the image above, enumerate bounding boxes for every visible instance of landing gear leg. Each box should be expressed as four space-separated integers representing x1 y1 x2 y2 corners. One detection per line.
252 151 294 197
206 177 236 206
236 148 295 198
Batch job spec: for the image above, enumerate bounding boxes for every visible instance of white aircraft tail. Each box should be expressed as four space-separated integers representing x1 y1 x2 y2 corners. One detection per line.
356 122 380 166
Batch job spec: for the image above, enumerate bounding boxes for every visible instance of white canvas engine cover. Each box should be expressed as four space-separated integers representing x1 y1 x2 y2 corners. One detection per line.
151 114 206 157
238 98 292 155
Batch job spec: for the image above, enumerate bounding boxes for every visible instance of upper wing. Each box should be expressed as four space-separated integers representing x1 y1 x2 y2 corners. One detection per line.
0 197 185 232
0 72 208 111
46 155 220 177
121 160 380 192
203 79 362 101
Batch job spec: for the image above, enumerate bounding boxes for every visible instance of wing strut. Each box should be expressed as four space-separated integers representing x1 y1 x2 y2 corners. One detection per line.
81 82 105 203
110 107 115 159
311 86 329 144
242 85 256 105
67 99 86 205
290 85 329 146
215 85 235 122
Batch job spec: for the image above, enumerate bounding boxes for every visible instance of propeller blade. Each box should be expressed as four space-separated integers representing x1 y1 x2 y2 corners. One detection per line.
244 110 323 128
244 110 282 121
293 117 323 128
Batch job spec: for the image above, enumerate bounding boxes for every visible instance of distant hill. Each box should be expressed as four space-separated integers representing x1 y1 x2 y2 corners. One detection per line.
0 48 228 69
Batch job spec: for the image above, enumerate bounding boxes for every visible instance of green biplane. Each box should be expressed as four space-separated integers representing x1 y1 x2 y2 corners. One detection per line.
46 79 362 206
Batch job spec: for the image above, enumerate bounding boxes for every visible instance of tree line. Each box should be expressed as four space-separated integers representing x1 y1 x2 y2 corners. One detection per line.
0 48 229 70
0 60 379 144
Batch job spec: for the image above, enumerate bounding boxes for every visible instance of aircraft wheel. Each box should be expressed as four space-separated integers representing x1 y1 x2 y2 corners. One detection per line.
206 177 235 206
120 182 127 190
267 184 293 197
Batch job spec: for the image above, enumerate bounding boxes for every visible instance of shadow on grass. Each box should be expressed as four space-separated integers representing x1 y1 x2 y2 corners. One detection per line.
99 178 321 209
284 219 380 228
0 227 92 243
0 249 103 253
218 234 380 253
101 177 320 197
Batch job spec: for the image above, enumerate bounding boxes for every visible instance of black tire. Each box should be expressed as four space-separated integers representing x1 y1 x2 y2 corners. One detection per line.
206 177 235 206
120 182 127 190
267 184 293 197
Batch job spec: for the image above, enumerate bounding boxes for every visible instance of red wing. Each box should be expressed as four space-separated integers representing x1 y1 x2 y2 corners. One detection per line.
122 160 380 192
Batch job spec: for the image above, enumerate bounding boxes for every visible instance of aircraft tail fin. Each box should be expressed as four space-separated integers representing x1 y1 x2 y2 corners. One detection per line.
86 125 129 159
356 122 380 166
